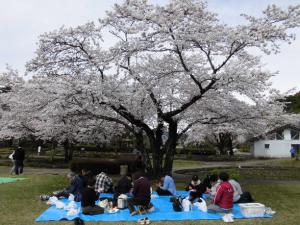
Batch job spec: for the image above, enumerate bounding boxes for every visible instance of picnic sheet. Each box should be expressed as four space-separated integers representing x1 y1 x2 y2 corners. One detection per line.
36 191 272 222
0 177 26 184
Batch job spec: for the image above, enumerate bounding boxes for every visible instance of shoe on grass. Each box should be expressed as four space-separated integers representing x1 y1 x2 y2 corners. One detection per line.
40 194 50 201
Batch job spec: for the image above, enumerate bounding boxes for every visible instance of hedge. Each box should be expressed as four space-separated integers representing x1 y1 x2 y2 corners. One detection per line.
70 157 137 175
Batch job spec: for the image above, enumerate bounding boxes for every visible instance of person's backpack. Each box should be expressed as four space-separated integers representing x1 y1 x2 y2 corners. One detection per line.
171 197 183 212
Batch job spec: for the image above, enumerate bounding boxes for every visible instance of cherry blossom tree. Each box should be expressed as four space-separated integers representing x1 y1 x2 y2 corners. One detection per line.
25 0 300 175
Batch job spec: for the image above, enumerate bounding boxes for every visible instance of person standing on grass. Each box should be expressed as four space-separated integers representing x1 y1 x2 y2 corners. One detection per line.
290 146 296 159
8 150 16 175
12 146 25 175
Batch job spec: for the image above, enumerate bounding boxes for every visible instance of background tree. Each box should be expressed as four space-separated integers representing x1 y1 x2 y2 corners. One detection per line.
284 92 300 113
22 0 300 175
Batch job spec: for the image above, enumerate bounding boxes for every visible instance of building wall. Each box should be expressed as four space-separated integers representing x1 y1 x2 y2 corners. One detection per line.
253 128 300 158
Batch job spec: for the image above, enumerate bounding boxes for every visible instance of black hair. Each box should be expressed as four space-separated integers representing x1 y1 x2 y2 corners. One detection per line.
209 173 218 182
219 172 229 181
192 175 199 181
132 171 144 180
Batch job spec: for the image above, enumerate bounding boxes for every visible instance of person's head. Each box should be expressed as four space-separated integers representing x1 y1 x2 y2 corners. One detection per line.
126 173 132 181
192 175 199 182
219 172 229 182
81 169 91 176
132 171 144 181
209 173 218 186
191 175 200 185
67 172 76 181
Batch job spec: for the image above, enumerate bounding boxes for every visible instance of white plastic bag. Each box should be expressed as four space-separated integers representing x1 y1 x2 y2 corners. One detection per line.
182 199 192 212
8 152 14 160
64 201 77 211
67 207 80 216
46 196 58 205
98 199 108 208
68 193 75 201
55 200 65 209
193 198 207 212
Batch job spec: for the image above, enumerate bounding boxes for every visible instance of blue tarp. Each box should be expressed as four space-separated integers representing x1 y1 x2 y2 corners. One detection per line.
36 191 272 222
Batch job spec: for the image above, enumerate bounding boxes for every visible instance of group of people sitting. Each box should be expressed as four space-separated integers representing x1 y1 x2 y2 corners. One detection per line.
40 169 253 224
184 172 254 213
40 170 153 215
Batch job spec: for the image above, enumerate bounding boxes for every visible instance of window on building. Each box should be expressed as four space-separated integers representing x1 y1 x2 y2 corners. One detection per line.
291 129 300 140
265 131 283 140
264 144 270 149
266 133 276 140
275 131 284 140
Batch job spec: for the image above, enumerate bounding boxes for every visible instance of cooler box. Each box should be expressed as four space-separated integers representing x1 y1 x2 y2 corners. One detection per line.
239 203 265 218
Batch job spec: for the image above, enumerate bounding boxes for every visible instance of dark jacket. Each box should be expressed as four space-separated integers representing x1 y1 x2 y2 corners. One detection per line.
185 180 204 197
132 177 151 202
67 175 83 202
115 176 132 194
13 148 25 161
81 187 99 207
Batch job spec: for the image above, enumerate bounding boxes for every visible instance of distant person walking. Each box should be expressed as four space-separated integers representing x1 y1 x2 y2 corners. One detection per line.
8 150 16 175
13 146 25 175
290 146 296 159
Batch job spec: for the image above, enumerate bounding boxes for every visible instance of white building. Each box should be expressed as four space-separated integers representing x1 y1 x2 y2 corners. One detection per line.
251 125 300 158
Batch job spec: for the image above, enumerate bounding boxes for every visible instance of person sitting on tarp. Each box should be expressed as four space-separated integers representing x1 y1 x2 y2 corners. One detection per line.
114 173 133 197
95 172 114 194
201 173 218 192
81 177 104 215
40 172 83 201
185 175 204 202
206 174 220 200
229 179 254 203
207 172 234 213
80 169 93 188
156 174 177 196
128 171 154 216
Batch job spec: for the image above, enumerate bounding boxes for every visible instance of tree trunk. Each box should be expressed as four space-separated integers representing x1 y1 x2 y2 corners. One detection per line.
69 143 74 160
134 129 152 173
163 121 178 174
148 124 164 177
63 139 70 162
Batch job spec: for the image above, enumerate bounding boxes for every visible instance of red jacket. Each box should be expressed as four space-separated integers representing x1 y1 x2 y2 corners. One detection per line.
213 181 234 209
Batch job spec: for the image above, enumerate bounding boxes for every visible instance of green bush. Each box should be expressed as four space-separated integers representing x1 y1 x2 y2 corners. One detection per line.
179 148 216 156
70 157 137 175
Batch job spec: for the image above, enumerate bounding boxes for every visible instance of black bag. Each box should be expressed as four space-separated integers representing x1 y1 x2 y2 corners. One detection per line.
172 197 183 212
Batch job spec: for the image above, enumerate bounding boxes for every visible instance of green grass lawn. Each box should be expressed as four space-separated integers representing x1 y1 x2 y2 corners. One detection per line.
0 166 300 225
173 159 203 169
267 158 300 167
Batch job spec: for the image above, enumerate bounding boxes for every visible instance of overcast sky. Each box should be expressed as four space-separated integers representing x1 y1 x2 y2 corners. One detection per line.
1 0 300 93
